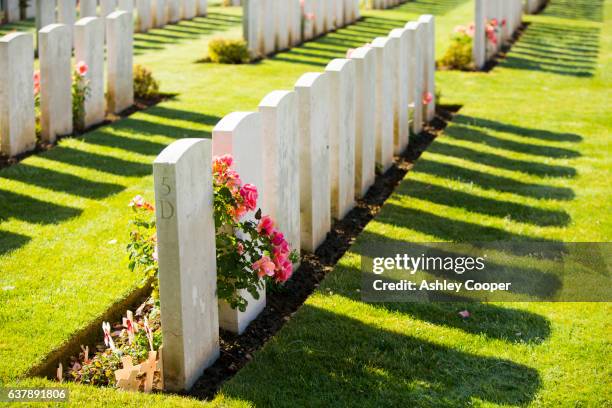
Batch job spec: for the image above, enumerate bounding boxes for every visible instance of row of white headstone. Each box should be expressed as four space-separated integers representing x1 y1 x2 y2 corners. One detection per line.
0 13 133 157
14 0 206 36
243 0 363 58
369 0 406 10
152 13 436 392
472 0 524 70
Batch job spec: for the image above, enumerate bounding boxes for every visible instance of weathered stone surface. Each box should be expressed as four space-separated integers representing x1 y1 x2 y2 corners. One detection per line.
35 0 56 33
408 21 424 134
371 37 394 171
243 0 262 58
418 14 435 122
74 17 105 128
325 59 356 220
313 0 324 36
324 0 334 32
182 0 196 19
389 27 409 154
343 0 353 24
106 10 134 114
212 112 267 335
288 0 301 46
196 0 207 16
100 0 118 17
118 0 135 15
136 0 153 31
349 46 376 198
57 0 76 46
262 0 275 55
153 138 219 392
80 0 97 17
0 33 36 156
258 91 301 264
275 0 289 51
39 24 73 143
335 0 344 28
302 0 315 41
154 0 168 26
294 72 331 252
167 0 180 22
473 0 486 70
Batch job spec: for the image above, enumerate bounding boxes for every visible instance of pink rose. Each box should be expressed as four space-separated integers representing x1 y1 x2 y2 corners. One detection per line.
257 215 275 236
76 60 88 76
252 256 276 278
237 242 244 255
271 231 285 246
240 184 258 211
422 92 433 105
276 260 293 282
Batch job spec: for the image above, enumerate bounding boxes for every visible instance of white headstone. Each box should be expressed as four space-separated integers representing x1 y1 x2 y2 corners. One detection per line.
197 0 207 16
302 0 315 41
262 0 275 55
473 0 486 70
389 28 409 154
80 0 97 17
324 0 334 32
74 17 105 128
118 0 135 13
182 0 196 19
349 46 376 198
409 21 424 134
325 59 356 220
167 0 180 22
244 0 263 59
0 33 36 157
39 24 72 143
371 37 394 171
275 0 289 51
100 0 118 17
353 0 360 19
294 72 331 252
5 0 20 22
418 14 435 122
36 0 56 33
154 0 168 26
258 91 301 259
288 0 301 46
335 0 344 28
136 0 153 31
212 112 267 335
343 0 353 24
106 10 134 114
313 0 324 36
154 138 219 392
57 0 76 45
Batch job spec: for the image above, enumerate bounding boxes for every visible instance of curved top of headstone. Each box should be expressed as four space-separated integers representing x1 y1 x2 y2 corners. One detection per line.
107 10 130 20
418 14 434 23
350 46 375 60
154 138 210 165
371 36 391 48
325 58 354 73
213 111 260 134
75 16 101 27
405 21 419 30
389 27 408 38
259 90 295 109
294 72 327 89
0 31 32 44
38 23 68 34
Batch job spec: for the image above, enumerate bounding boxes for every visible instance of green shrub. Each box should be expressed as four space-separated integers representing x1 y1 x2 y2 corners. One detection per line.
208 38 250 64
439 34 474 71
133 65 160 100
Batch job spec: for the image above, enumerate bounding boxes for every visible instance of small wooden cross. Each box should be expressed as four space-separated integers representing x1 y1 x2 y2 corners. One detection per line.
138 351 157 393
115 356 141 391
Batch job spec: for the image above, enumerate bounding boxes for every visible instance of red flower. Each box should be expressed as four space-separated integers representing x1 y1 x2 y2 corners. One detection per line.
422 92 433 105
239 183 258 211
257 215 275 236
76 61 88 76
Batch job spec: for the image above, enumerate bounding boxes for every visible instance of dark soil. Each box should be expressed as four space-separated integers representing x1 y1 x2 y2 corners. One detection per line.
482 22 530 72
0 94 174 171
186 104 460 401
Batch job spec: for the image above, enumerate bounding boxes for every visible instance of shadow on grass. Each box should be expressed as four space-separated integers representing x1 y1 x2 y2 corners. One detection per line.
0 189 82 224
133 12 241 55
42 146 150 177
395 179 570 226
393 0 470 16
0 231 31 256
223 304 541 406
541 0 604 22
501 19 601 77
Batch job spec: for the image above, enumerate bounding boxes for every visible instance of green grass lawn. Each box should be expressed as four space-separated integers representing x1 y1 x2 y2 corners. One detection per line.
1 0 610 406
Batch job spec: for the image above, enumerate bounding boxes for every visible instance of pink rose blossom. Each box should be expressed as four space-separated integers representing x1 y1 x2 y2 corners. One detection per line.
237 242 244 255
422 92 433 105
252 256 276 278
458 310 471 318
76 61 88 76
257 215 275 236
240 183 258 211
271 231 285 246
